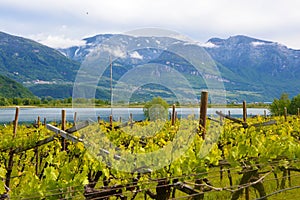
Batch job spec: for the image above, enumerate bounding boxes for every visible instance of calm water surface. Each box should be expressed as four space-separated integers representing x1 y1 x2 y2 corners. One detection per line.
0 107 270 124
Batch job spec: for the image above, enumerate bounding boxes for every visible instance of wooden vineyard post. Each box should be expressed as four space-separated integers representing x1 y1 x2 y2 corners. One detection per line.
6 107 19 190
245 187 250 200
171 104 176 126
43 117 47 126
61 109 66 151
13 106 20 137
109 115 113 127
130 113 133 129
35 116 41 175
5 151 14 190
219 111 223 124
264 110 267 118
228 110 231 117
35 146 39 176
298 108 300 118
199 91 208 140
284 107 287 122
243 101 247 123
62 109 66 131
37 116 40 128
98 116 101 124
73 112 77 126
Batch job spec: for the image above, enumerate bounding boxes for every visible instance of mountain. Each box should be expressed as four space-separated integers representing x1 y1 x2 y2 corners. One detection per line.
0 31 80 82
59 34 300 102
1 31 299 102
204 35 300 100
0 74 34 98
59 34 216 102
58 34 114 62
0 31 80 98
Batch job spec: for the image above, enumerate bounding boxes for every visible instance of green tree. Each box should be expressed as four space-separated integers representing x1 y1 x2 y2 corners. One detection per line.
66 97 72 104
289 94 300 115
12 97 22 105
0 97 9 106
270 93 290 116
41 96 53 104
143 97 169 120
22 98 31 105
32 98 41 105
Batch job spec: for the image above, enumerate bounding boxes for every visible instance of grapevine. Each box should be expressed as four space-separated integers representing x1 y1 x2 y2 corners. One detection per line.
0 113 300 199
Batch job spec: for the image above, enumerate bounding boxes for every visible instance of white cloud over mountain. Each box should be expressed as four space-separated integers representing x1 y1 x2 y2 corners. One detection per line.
29 34 86 48
1 0 300 49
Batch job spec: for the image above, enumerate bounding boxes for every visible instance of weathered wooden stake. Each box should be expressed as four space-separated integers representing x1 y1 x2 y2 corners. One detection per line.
37 116 40 128
243 101 247 123
264 110 267 118
13 106 20 137
219 111 223 123
130 113 133 129
199 91 208 140
73 112 77 126
35 147 39 176
245 187 250 200
5 151 14 190
171 104 176 126
43 117 47 126
97 116 101 124
61 109 66 151
109 115 113 127
298 108 300 117
61 110 66 131
35 115 41 174
284 107 287 122
119 117 122 123
228 110 231 117
6 106 19 190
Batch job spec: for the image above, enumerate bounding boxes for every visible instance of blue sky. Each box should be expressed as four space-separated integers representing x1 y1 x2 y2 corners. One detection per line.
1 0 300 49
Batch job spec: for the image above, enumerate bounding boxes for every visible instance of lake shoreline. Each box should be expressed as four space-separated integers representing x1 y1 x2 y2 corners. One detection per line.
0 104 270 109
0 107 270 124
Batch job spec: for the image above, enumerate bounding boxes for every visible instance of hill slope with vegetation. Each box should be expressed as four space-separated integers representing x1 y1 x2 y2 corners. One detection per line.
0 74 34 99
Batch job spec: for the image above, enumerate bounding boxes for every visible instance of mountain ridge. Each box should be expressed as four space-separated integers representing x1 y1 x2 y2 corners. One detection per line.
0 31 299 102
59 33 300 102
0 31 80 83
0 31 81 98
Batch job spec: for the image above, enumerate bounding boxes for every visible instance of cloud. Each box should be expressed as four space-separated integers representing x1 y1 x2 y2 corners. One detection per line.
251 41 268 47
130 51 143 59
28 34 86 48
201 42 219 48
101 45 126 58
1 0 300 48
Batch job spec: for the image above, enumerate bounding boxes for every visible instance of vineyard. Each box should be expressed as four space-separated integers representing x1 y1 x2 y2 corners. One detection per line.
1 99 300 199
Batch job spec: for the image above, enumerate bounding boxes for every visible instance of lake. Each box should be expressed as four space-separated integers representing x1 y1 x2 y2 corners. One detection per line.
0 107 270 124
